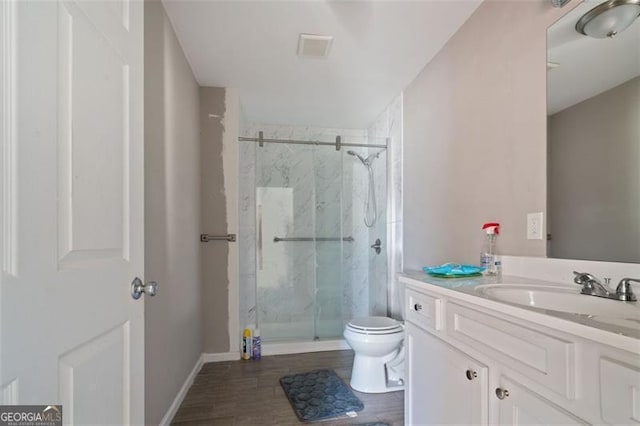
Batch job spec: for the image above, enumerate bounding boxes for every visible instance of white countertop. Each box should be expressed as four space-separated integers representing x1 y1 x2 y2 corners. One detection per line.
400 270 640 354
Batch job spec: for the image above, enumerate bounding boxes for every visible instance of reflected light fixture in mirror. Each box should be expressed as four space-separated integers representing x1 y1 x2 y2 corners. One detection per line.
576 0 640 38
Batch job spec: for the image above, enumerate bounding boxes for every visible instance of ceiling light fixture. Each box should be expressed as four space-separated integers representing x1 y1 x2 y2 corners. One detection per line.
576 0 640 38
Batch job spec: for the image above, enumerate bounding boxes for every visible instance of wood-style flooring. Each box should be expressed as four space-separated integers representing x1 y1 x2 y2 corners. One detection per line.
171 350 404 426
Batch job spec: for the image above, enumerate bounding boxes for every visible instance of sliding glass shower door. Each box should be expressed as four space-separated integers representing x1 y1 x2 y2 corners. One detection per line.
249 135 389 343
312 148 345 340
255 144 314 341
255 143 345 341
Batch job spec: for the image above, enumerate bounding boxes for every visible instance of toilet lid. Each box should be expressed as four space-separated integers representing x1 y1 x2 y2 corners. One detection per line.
347 316 402 332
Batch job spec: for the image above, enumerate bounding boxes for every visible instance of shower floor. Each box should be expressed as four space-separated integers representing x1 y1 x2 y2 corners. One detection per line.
261 319 345 342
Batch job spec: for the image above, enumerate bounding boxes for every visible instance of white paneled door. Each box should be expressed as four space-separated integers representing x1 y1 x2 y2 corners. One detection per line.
1 0 145 424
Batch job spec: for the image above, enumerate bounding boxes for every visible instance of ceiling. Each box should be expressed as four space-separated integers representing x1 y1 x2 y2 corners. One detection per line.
547 0 640 115
162 0 482 129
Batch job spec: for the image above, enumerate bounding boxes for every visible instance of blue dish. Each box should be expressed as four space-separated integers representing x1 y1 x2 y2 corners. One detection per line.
423 263 485 277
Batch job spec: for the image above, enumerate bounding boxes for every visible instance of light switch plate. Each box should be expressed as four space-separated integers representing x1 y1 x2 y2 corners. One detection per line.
527 212 544 240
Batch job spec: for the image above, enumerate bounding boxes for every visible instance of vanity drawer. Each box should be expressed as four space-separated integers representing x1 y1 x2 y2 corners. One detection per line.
599 357 640 424
405 288 443 333
446 302 576 400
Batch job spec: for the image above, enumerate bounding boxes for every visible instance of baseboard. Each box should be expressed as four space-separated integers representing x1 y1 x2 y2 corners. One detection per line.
158 355 203 426
201 351 241 363
262 339 350 356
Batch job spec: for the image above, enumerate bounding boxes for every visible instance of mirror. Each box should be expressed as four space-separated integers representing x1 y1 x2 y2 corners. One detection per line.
547 0 640 263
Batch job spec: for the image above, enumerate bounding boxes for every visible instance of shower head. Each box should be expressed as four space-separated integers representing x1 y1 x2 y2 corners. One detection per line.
347 150 368 165
347 149 380 228
347 149 382 167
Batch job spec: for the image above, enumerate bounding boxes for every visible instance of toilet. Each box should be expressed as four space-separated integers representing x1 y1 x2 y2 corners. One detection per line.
343 316 405 393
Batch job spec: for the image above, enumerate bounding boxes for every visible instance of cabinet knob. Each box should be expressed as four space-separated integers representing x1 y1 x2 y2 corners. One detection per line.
414 303 423 311
465 369 478 380
495 388 510 400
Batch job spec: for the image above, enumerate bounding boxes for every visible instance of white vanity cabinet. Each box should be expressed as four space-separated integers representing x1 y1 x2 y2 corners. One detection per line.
598 357 640 424
493 376 584 425
405 322 488 425
402 278 640 425
405 321 579 425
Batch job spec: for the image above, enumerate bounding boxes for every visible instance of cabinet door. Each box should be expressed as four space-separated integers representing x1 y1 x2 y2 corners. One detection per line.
405 322 488 425
599 357 640 424
495 377 584 425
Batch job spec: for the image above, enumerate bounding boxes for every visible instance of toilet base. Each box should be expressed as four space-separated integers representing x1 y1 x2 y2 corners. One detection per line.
349 352 405 394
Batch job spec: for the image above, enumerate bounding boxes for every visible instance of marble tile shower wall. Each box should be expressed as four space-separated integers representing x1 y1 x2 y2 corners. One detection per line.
367 94 403 319
238 122 384 339
342 141 373 324
238 133 256 332
238 106 257 335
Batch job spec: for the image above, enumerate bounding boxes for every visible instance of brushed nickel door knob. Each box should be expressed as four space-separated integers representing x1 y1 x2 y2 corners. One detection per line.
131 277 158 300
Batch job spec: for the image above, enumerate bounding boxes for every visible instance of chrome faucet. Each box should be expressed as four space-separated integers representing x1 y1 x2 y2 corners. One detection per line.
616 278 639 302
573 271 637 302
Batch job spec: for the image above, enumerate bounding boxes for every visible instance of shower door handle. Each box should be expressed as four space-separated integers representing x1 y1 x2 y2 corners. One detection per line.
370 238 382 255
257 205 263 270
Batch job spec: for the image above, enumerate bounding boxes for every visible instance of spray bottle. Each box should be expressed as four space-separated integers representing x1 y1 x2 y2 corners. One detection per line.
241 327 252 360
252 328 261 360
480 222 501 276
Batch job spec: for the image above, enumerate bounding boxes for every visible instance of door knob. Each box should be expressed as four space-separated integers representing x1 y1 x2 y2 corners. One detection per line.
131 277 158 300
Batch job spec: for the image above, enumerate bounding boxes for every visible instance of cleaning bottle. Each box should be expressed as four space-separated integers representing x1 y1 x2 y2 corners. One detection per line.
252 328 261 360
241 327 252 360
480 222 501 276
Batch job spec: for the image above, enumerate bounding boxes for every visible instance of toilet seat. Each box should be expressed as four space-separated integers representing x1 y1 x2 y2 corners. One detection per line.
346 316 403 335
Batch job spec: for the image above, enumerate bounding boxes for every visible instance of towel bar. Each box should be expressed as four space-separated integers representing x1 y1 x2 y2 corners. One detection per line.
200 234 236 242
273 236 354 242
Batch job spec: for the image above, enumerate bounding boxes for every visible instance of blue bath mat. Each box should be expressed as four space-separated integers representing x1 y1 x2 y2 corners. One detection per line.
280 369 364 422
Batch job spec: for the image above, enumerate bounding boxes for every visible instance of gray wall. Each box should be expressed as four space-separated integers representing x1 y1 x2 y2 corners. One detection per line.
144 1 202 424
200 87 230 353
549 76 640 263
402 0 574 270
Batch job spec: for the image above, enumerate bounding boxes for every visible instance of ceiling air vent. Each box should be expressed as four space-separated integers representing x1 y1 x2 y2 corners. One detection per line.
297 34 333 58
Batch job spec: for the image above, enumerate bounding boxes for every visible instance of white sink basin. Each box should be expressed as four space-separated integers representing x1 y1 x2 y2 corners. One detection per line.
475 284 640 320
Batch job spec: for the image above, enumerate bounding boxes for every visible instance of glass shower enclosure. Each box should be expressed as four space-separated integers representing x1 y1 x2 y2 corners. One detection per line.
239 130 389 343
